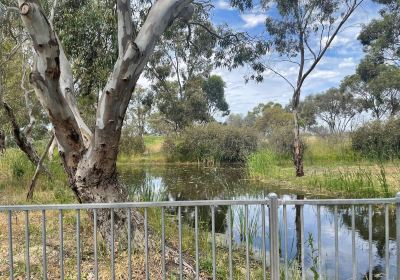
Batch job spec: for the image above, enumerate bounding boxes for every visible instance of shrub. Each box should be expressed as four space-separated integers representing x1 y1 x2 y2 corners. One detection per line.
351 118 400 159
163 123 259 163
266 125 306 158
120 135 146 155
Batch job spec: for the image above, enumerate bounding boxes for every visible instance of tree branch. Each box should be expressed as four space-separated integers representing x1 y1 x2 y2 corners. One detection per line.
117 0 134 57
92 0 194 173
298 0 364 91
21 61 36 137
18 0 86 170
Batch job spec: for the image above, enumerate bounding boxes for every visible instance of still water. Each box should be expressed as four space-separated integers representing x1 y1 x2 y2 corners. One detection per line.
119 164 397 279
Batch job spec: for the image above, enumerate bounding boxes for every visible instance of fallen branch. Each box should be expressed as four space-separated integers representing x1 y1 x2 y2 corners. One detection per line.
26 134 55 200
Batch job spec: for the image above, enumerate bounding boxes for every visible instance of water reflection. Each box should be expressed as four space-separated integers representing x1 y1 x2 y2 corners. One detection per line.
118 164 397 279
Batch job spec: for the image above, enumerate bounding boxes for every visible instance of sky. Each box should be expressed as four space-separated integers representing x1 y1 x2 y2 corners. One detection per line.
208 0 383 117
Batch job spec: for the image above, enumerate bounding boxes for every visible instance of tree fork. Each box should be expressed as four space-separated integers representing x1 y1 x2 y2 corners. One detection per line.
18 0 197 276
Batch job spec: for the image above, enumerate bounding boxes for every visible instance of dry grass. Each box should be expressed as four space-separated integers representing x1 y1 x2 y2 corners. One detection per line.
0 210 203 280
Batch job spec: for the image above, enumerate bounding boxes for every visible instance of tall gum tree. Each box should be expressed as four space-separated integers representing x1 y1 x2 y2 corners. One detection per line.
227 0 364 176
16 0 195 261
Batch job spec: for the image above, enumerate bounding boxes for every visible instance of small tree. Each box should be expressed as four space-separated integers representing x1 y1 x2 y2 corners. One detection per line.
228 0 364 176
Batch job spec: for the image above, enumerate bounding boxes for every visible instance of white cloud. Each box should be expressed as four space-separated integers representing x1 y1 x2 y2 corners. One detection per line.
338 57 356 69
309 70 339 80
240 14 266 28
215 0 235 10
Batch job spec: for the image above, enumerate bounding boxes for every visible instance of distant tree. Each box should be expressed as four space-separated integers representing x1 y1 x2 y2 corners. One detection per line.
202 75 229 117
254 102 292 136
297 97 317 130
226 113 245 128
228 0 364 176
145 8 230 132
123 87 153 138
305 88 360 133
153 76 228 132
358 0 399 66
341 64 400 120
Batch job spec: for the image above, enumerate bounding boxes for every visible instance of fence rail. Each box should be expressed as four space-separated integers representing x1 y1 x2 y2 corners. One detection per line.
1 193 400 280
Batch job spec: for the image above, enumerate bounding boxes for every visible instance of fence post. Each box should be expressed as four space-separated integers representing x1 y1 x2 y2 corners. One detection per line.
269 193 280 280
396 192 400 279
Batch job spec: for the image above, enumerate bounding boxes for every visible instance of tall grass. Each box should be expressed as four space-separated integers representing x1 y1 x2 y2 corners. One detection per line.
247 135 400 198
0 147 72 204
247 149 288 179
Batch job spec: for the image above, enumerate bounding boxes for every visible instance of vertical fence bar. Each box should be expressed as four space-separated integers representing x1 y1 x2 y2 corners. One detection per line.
334 205 339 280
227 206 233 280
245 204 250 280
161 207 166 280
317 205 321 279
76 210 81 280
195 206 199 280
212 205 216 280
59 210 64 280
24 210 30 280
385 204 389 279
42 209 47 280
269 193 279 280
128 208 132 280
300 205 305 280
368 205 372 280
262 204 267 280
93 209 98 280
283 204 288 280
145 208 149 280
25 210 31 280
352 205 356 280
178 206 183 280
396 192 400 279
111 209 115 280
8 210 13 280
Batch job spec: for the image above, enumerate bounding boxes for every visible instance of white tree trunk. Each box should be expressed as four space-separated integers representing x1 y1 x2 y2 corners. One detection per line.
18 0 195 274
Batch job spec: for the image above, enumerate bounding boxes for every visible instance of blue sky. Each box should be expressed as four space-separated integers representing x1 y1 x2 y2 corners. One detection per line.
209 0 382 117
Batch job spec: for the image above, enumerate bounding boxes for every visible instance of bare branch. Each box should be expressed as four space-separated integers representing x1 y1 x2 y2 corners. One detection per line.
299 0 364 90
262 63 295 90
304 37 317 61
26 134 55 201
21 61 36 136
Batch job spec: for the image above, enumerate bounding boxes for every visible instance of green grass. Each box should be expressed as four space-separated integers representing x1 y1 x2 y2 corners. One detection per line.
247 136 400 198
118 135 167 164
0 147 73 205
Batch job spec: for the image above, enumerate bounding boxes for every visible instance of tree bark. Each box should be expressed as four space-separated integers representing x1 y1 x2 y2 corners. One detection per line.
293 109 304 177
292 87 304 177
17 0 195 275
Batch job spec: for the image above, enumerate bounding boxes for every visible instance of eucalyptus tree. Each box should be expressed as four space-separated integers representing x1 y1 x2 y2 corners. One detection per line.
303 88 360 133
145 9 230 131
358 0 400 66
341 64 400 120
228 0 364 176
10 0 197 257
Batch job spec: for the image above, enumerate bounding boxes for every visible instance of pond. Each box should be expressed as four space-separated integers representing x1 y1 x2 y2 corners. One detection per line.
119 164 397 280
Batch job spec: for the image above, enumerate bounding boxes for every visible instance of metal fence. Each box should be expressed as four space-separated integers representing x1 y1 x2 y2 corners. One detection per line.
1 193 400 280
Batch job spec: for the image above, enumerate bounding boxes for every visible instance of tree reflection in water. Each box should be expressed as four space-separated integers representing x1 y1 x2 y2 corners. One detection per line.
118 165 397 279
